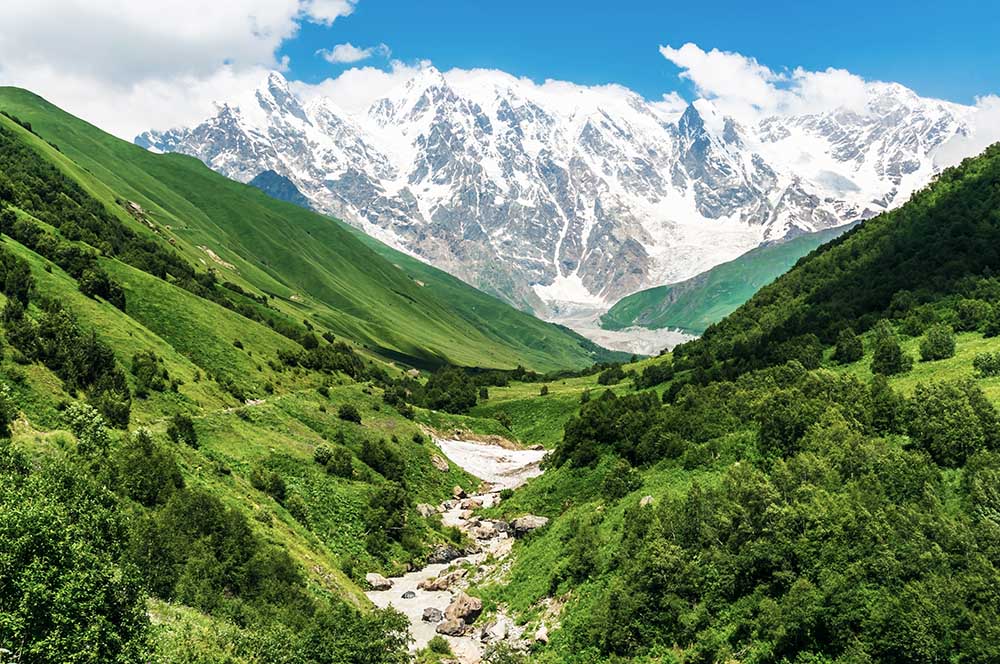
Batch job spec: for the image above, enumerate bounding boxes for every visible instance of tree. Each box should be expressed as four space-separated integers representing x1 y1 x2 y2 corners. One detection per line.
919 324 956 361
908 380 998 467
833 327 864 364
326 446 354 479
0 383 18 437
116 429 184 507
871 320 912 376
602 458 643 500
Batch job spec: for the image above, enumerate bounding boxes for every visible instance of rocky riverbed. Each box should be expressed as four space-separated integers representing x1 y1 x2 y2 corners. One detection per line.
365 437 550 662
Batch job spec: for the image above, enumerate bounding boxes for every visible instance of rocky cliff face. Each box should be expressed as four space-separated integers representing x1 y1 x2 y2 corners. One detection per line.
137 68 970 314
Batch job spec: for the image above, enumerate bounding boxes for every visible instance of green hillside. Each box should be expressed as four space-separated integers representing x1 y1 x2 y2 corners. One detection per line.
601 223 856 335
0 87 616 373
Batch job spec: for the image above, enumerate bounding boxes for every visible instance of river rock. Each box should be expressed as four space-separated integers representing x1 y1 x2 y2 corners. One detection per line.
416 503 436 517
417 568 466 591
436 619 466 636
401 590 416 599
460 497 483 510
452 485 467 499
422 607 444 623
473 522 497 539
510 514 549 536
439 500 456 511
432 455 450 472
365 573 392 590
445 592 483 624
427 544 463 564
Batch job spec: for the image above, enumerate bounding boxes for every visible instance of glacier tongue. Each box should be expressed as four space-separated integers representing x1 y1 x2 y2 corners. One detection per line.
136 67 973 317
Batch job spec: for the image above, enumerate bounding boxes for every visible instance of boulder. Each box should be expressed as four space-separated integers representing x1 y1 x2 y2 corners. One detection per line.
480 618 509 642
452 485 467 499
364 573 392 591
416 503 437 517
535 624 549 643
510 514 549 536
422 607 444 623
460 497 483 510
640 495 654 507
402 590 416 599
445 592 483 624
427 544 463 564
473 522 498 539
417 568 467 591
432 455 450 472
436 618 467 636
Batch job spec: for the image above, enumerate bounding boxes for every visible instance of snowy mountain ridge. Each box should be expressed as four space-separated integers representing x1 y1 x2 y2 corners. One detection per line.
136 67 972 315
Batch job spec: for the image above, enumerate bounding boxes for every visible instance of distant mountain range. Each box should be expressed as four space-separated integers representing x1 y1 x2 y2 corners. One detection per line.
137 68 973 315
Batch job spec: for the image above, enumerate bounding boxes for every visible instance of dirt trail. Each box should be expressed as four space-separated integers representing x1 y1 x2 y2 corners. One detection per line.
365 437 546 662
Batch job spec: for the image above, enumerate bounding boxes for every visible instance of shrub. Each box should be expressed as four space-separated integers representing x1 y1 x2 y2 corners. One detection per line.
601 458 643 500
115 429 183 507
317 385 330 398
919 324 956 361
286 492 310 526
634 360 674 389
313 443 334 466
479 386 489 400
494 411 513 430
955 299 993 332
907 380 999 467
428 635 452 655
326 447 354 479
0 383 17 437
250 465 287 503
166 413 198 448
597 365 626 385
131 350 168 397
539 385 549 396
973 352 1000 378
338 403 362 423
833 327 864 364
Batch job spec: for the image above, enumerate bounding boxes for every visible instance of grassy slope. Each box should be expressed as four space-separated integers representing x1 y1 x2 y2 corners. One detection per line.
0 86 614 372
601 224 855 334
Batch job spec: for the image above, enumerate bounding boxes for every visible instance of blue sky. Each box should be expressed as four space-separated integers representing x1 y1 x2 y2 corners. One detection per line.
281 0 999 105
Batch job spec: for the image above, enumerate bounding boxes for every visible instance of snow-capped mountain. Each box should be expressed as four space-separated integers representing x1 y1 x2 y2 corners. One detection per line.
136 68 971 314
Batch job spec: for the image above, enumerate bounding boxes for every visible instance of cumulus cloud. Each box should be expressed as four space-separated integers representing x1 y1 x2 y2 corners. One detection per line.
0 0 357 138
316 42 390 64
292 59 428 114
659 42 872 120
934 95 1000 167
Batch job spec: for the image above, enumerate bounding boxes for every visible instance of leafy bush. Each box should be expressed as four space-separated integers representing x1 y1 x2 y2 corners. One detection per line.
601 458 643 500
833 327 864 364
634 360 674 389
871 320 913 375
313 443 334 466
115 429 183 507
427 635 452 655
249 465 287 503
597 364 626 385
338 403 362 424
973 352 1000 377
166 413 198 448
919 324 956 361
907 380 999 467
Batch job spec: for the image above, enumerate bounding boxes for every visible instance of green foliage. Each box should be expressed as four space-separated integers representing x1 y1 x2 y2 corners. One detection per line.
131 349 169 397
833 327 864 364
0 441 151 662
249 464 287 503
871 320 913 376
907 380 999 467
601 458 643 500
597 364 626 385
919 323 957 361
325 446 355 479
539 384 549 396
973 351 1000 377
115 429 184 507
427 635 451 655
633 359 674 389
313 442 334 466
360 437 405 483
0 383 18 437
421 366 478 414
166 413 198 448
337 403 362 424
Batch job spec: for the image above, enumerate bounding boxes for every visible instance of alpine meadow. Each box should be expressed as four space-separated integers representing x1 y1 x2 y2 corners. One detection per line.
2 3 1000 664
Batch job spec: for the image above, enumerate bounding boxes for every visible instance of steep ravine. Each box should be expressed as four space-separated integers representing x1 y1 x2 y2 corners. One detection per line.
365 437 549 662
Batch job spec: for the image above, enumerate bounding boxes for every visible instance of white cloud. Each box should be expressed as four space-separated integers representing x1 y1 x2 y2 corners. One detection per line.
301 0 358 25
934 95 1000 167
316 42 390 64
659 42 873 120
292 59 428 114
0 0 357 138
